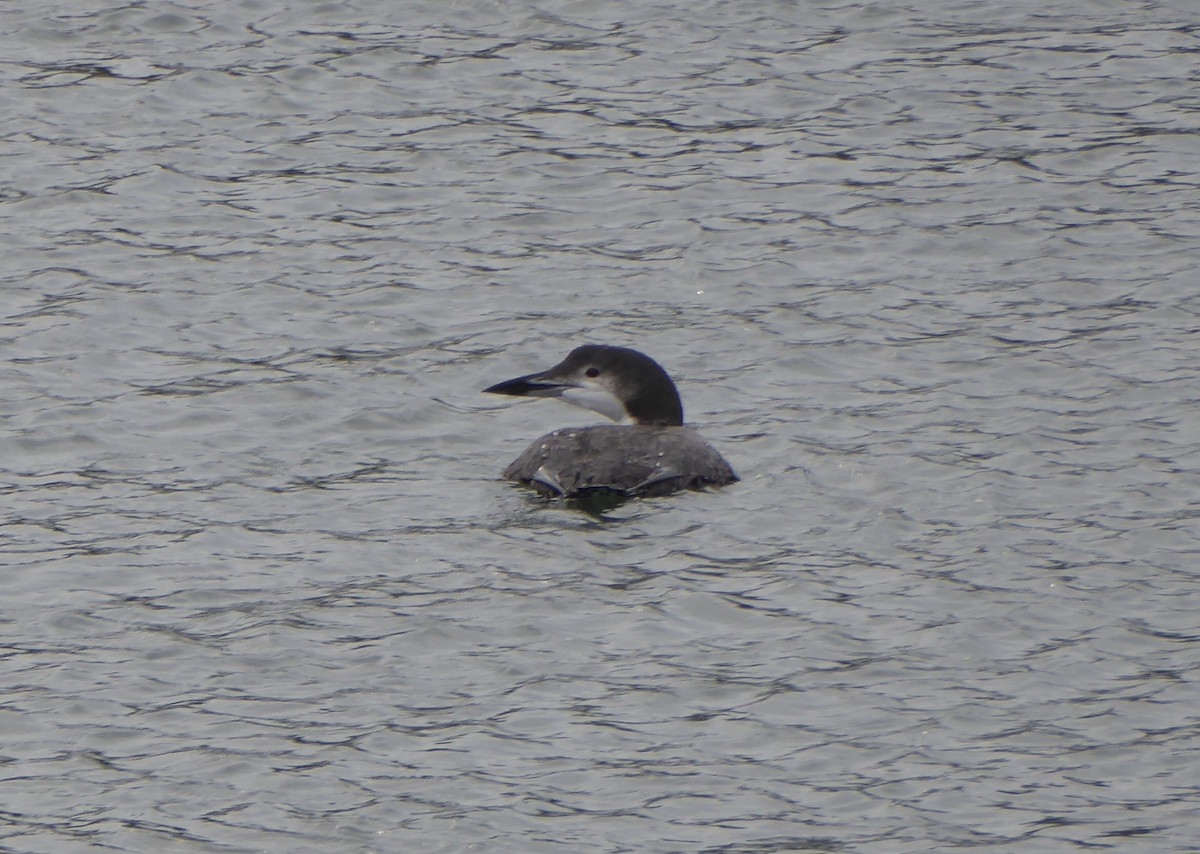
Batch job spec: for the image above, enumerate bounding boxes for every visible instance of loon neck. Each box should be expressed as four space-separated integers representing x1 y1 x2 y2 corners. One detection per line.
622 376 683 426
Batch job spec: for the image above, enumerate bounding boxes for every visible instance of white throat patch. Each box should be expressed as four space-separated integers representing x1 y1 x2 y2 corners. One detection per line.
558 386 634 424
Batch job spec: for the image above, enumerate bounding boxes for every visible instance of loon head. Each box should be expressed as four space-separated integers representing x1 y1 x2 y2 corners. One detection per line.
483 345 685 426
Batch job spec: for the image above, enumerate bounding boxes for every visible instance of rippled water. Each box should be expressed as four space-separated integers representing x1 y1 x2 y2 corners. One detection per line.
2 0 1198 851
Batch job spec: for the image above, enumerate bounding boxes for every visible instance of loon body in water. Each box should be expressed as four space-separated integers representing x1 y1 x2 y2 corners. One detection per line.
483 345 738 499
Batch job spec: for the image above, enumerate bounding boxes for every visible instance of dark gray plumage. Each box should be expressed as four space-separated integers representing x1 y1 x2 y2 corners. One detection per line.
483 345 738 499
501 424 737 498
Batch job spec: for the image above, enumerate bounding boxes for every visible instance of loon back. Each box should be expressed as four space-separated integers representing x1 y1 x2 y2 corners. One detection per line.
503 424 738 498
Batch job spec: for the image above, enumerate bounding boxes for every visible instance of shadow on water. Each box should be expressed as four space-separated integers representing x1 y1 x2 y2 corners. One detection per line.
514 484 734 519
568 489 636 518
698 837 845 853
504 486 636 519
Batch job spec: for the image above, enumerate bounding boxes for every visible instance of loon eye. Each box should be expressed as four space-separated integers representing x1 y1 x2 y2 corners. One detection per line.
585 367 600 378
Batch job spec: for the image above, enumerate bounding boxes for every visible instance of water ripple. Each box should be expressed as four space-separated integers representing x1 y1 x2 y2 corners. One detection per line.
2 0 1198 851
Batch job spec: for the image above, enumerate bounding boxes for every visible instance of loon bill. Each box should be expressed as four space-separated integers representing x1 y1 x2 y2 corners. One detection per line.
483 344 737 499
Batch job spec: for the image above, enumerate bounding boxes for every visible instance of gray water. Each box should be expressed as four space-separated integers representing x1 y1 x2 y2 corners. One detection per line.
2 1 1198 851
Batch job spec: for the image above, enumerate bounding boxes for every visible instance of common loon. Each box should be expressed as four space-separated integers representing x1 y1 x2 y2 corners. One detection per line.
483 345 738 499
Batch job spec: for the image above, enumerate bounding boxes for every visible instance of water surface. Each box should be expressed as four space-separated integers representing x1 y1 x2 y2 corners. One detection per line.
2 1 1198 851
